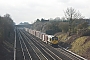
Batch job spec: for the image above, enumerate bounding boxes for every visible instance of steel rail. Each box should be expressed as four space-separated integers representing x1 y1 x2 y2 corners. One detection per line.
18 30 26 60
14 28 16 60
19 30 48 60
20 32 32 60
18 29 32 60
31 36 62 60
21 30 62 60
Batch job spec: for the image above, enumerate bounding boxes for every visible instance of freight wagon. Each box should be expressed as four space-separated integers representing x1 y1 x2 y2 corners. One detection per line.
24 28 58 47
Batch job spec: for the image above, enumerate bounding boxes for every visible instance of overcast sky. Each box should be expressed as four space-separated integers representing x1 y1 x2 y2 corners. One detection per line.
0 0 90 24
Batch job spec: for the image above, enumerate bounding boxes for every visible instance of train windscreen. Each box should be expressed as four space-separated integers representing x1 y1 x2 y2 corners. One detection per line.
52 37 58 40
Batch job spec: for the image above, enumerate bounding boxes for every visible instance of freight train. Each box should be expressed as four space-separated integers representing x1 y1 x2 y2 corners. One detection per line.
24 28 58 47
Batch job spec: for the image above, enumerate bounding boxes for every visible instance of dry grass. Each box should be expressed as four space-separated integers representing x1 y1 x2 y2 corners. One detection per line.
57 33 71 42
70 36 90 56
57 33 90 59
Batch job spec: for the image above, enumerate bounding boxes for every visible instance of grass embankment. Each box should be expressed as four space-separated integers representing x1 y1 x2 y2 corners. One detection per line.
70 36 88 55
58 34 90 59
58 33 71 42
70 36 90 56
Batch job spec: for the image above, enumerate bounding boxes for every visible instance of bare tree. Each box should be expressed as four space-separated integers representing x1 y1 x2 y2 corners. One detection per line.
65 7 75 20
64 7 83 20
64 7 84 35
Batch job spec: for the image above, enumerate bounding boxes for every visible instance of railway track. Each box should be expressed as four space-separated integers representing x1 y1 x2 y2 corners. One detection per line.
17 29 45 60
20 29 62 60
22 29 87 60
19 32 32 60
20 29 74 60
16 29 32 60
15 28 87 60
19 31 48 60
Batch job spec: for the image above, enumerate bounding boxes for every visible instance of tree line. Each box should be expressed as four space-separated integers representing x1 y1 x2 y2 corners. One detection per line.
31 7 89 35
0 14 14 45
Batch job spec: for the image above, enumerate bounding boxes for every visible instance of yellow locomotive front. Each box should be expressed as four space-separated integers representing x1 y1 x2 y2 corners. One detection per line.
51 36 58 47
